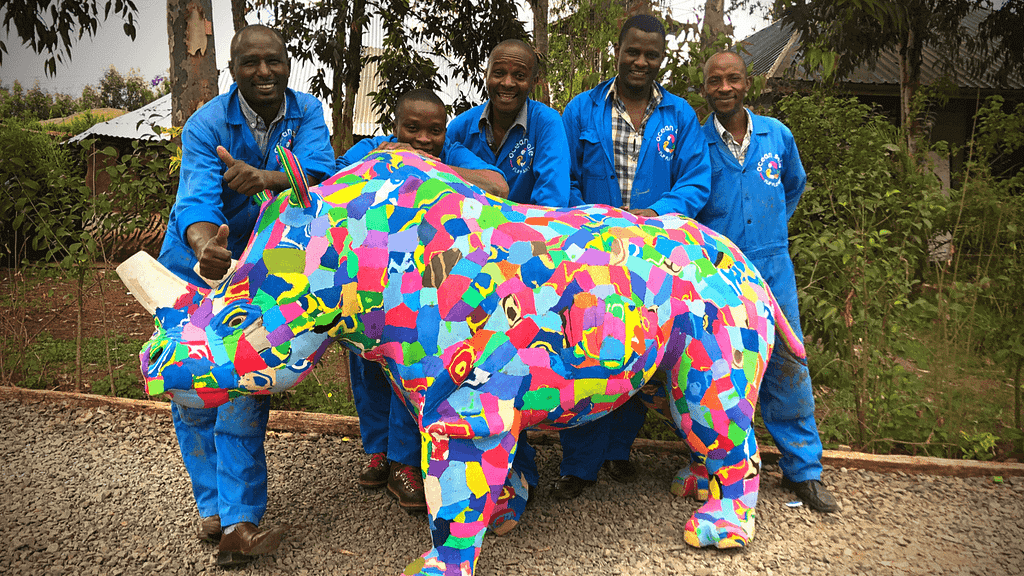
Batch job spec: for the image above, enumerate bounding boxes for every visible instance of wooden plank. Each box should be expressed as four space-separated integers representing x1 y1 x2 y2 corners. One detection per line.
3 386 1022 478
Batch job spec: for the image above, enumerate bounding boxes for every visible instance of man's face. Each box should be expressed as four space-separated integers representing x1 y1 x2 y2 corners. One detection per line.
230 29 290 111
485 44 536 118
702 53 751 119
394 100 447 157
615 28 665 93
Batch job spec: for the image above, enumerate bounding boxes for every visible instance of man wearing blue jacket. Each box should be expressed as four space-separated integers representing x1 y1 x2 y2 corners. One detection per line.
445 40 568 509
336 88 508 513
446 39 571 208
692 50 838 513
157 25 336 566
555 14 712 499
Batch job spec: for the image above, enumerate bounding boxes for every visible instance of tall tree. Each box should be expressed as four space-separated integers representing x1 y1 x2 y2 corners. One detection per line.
773 0 1022 153
166 0 218 127
701 0 732 49
231 0 248 33
254 0 527 152
0 0 138 75
530 0 551 105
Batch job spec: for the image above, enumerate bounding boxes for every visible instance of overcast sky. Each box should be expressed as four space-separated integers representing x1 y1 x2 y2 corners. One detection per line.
0 0 771 97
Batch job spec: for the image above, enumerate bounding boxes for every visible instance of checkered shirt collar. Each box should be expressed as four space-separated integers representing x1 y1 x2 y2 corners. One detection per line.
712 108 753 165
606 79 662 210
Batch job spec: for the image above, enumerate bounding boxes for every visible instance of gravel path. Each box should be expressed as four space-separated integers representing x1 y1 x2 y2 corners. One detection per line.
3 398 1023 576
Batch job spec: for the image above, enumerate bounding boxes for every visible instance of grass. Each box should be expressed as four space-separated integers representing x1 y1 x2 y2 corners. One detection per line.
1 331 149 399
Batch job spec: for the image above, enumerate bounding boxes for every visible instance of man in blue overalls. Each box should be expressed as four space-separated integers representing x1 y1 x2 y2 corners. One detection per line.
692 50 838 513
556 14 711 499
157 24 336 566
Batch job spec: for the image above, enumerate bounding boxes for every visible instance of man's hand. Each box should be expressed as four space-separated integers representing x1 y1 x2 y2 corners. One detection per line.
190 222 233 281
373 141 442 163
627 208 658 218
217 146 272 197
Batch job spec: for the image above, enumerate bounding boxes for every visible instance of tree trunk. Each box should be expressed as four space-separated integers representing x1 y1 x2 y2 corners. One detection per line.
74 268 85 393
899 23 924 157
334 0 366 154
167 0 220 128
701 0 728 50
231 0 247 33
530 0 550 105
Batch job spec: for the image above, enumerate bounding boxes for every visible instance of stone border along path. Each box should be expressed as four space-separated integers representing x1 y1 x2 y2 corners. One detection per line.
2 386 1023 576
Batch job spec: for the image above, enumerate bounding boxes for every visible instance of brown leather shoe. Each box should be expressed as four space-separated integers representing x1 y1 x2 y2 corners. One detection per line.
387 463 427 513
197 515 221 543
216 522 287 567
604 459 639 483
358 452 390 489
551 475 595 500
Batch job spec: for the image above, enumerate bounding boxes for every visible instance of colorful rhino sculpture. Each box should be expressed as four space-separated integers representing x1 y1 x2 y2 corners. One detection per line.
118 150 805 576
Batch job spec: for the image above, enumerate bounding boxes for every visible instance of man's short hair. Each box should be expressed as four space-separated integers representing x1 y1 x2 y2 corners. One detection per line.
230 24 289 62
395 88 446 117
618 14 666 44
487 39 539 80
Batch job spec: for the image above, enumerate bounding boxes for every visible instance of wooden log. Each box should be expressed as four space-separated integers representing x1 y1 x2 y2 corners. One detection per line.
3 386 1022 478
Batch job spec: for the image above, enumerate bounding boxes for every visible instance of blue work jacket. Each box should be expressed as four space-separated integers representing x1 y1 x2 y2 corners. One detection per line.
561 78 711 217
158 85 335 284
446 100 570 207
695 112 806 263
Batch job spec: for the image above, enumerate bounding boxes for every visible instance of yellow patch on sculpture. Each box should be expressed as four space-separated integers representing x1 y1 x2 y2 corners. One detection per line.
465 462 489 498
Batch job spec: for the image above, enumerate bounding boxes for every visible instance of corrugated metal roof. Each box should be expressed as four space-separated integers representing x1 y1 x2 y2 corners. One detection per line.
741 9 1023 91
72 14 486 144
67 95 172 143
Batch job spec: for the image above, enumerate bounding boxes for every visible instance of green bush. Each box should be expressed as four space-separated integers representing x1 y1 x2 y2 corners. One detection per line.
0 120 88 266
777 93 948 448
939 96 1024 453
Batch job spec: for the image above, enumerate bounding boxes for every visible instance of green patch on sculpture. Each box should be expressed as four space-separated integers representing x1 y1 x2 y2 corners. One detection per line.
521 388 560 412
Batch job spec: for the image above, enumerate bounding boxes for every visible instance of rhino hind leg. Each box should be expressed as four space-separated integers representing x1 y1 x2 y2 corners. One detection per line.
664 310 763 549
670 454 711 501
683 429 760 548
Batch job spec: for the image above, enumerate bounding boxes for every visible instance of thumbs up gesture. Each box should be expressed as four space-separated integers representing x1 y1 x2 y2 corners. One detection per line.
198 223 233 281
217 145 268 197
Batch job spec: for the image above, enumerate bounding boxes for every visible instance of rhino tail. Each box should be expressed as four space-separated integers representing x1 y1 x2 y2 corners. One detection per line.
767 287 807 361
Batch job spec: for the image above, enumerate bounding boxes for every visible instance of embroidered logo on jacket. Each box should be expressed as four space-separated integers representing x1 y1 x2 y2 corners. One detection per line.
508 137 534 174
757 152 782 186
655 125 676 161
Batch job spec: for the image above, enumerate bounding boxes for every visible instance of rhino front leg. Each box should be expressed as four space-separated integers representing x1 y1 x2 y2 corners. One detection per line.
401 429 518 576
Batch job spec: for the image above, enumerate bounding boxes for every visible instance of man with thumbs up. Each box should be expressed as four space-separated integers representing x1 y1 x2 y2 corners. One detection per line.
155 24 334 568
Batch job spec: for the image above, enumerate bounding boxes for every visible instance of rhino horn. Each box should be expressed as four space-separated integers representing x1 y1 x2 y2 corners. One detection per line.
116 251 194 315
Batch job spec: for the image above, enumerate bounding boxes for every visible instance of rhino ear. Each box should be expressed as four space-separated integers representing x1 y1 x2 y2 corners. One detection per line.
116 251 194 315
